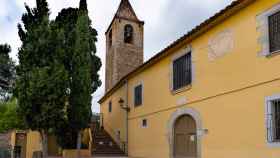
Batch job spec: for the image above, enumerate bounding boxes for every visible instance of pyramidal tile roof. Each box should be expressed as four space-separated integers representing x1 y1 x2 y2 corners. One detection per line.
115 0 140 21
106 0 144 33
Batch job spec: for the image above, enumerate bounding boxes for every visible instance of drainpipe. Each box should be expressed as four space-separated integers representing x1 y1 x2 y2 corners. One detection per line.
124 79 129 155
119 79 129 155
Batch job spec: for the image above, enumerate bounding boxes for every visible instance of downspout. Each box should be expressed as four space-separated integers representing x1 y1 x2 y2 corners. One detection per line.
124 79 129 155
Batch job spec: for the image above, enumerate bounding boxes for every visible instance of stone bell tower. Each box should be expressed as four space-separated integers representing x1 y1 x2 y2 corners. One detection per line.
105 0 144 92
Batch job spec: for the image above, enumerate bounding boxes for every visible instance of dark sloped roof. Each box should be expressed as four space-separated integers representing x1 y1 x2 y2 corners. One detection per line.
99 0 256 103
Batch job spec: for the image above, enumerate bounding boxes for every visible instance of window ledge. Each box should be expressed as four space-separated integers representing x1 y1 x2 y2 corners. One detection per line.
266 50 280 58
268 142 280 148
171 84 192 95
134 104 142 108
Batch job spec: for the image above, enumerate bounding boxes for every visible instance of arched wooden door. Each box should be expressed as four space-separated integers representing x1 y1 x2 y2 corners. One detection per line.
174 115 197 158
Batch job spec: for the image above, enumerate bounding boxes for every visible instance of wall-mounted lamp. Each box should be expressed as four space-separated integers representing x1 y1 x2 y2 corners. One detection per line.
119 98 130 112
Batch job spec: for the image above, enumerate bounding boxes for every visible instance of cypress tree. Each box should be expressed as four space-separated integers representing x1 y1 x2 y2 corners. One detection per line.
16 1 69 157
68 0 98 154
0 44 15 101
54 0 102 150
79 0 88 12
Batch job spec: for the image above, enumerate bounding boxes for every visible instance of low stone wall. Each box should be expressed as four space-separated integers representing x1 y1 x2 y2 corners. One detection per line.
62 149 91 158
0 132 11 148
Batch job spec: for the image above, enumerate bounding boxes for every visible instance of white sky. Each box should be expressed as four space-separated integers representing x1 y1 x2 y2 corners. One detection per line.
0 0 234 112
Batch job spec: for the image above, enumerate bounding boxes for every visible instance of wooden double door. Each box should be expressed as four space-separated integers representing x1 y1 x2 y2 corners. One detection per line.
174 115 197 158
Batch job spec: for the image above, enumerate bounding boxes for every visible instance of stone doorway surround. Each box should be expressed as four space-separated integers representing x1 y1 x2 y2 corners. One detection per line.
167 107 204 158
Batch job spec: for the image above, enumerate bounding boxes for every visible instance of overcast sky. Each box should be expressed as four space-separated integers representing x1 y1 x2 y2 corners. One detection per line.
0 0 233 112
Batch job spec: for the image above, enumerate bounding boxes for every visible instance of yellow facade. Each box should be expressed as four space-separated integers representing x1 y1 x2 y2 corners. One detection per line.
10 128 92 158
100 0 280 157
11 131 42 158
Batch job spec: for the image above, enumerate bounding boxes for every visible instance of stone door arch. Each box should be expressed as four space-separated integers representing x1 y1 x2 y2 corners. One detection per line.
167 108 203 158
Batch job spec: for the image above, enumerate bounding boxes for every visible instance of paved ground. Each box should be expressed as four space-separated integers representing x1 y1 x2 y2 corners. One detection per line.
93 157 128 158
48 157 128 158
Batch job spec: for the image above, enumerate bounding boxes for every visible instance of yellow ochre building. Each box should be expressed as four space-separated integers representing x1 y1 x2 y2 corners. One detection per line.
99 0 280 157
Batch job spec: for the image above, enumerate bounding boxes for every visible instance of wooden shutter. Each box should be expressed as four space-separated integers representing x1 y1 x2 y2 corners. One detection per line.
173 53 192 90
269 11 280 53
109 101 112 113
134 85 142 106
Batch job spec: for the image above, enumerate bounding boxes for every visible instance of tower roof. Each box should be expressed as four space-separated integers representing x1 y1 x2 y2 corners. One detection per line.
115 0 139 21
106 0 144 34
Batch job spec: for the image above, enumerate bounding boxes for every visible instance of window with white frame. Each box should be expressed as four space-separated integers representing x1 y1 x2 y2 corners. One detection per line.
257 4 280 56
266 96 280 145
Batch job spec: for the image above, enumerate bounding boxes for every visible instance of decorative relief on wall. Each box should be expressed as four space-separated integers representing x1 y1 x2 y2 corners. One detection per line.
176 97 187 106
208 29 234 61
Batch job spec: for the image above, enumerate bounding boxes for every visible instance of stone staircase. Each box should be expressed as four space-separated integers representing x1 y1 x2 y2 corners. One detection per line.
91 124 126 157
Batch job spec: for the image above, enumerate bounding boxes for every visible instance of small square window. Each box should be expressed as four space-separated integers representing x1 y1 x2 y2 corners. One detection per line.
142 119 148 128
109 101 112 113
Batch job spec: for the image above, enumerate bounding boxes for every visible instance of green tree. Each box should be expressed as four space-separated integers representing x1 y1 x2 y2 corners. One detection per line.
69 0 93 153
0 44 15 101
54 0 101 151
0 99 26 133
16 1 69 157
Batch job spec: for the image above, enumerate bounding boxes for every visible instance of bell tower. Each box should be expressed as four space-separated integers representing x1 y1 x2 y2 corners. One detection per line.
105 0 144 91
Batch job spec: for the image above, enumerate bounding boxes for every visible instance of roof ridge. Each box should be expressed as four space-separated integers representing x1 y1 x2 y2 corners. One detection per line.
100 0 255 103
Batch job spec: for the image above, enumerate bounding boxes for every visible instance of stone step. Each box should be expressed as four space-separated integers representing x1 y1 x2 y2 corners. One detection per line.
91 124 125 157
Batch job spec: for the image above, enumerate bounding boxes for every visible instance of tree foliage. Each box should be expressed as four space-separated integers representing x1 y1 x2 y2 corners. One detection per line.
16 0 102 151
0 99 26 133
16 0 69 156
54 0 102 149
0 44 15 101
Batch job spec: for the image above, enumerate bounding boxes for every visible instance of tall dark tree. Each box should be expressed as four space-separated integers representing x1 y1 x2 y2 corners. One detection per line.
70 2 93 153
16 1 69 157
0 44 15 101
79 0 88 12
54 0 101 150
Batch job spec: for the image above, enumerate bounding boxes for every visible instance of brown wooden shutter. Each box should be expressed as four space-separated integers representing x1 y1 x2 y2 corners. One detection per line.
134 85 142 106
109 101 112 113
173 53 192 90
